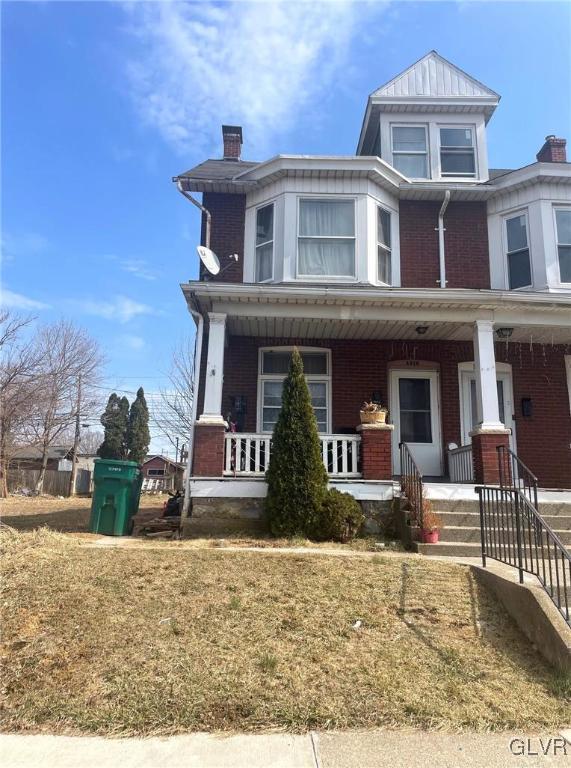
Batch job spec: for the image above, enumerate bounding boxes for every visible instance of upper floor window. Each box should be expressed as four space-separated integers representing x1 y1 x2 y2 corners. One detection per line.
439 127 476 177
505 213 532 289
259 348 330 433
377 206 391 285
255 203 274 282
391 125 428 179
555 208 571 283
298 199 355 278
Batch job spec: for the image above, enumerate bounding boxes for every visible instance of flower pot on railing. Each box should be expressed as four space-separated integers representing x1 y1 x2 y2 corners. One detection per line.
359 402 388 425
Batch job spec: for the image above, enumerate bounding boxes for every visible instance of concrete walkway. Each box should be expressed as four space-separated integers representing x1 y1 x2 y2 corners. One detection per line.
2 730 570 768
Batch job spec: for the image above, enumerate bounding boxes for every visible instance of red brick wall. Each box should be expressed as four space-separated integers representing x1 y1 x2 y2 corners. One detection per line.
193 424 225 476
399 201 490 289
196 336 571 488
200 192 245 282
359 427 393 480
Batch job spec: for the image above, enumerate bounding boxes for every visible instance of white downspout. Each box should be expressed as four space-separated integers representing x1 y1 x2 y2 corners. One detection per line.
181 304 204 520
437 190 451 288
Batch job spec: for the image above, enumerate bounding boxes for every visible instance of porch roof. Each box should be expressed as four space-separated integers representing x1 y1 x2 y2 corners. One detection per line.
182 282 571 344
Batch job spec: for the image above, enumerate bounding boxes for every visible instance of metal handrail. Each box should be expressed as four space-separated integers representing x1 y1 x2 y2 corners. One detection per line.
399 442 424 530
476 484 570 628
497 444 539 510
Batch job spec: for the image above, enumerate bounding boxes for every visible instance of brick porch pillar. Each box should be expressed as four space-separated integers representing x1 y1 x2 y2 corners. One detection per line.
470 429 511 485
192 423 226 477
357 423 394 480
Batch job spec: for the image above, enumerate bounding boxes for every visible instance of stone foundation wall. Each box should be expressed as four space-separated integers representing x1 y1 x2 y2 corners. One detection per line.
183 497 267 537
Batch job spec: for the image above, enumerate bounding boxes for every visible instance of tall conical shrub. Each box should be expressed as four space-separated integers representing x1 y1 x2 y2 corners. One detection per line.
98 394 129 459
127 387 150 465
265 348 327 536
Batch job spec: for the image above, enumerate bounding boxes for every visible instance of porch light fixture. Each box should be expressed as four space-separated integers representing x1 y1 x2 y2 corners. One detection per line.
415 325 429 335
496 327 514 340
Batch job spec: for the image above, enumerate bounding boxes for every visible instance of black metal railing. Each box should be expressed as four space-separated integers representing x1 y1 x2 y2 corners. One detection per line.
476 485 570 627
400 442 424 530
447 443 473 483
497 444 539 510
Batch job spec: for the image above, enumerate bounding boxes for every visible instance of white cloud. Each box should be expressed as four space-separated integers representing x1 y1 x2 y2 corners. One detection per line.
123 0 382 156
120 259 157 281
80 295 156 324
119 334 145 350
2 288 50 311
2 232 49 262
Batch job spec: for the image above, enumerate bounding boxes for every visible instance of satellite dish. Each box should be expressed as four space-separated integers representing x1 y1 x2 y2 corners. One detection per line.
197 245 220 275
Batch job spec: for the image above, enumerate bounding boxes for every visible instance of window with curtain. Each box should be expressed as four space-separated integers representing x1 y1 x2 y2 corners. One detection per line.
555 209 571 283
298 199 355 277
259 349 329 432
391 126 428 178
440 127 476 177
377 206 391 284
255 203 274 282
505 213 532 289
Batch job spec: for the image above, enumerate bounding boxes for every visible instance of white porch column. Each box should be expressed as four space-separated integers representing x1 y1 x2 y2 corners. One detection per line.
198 312 227 425
472 319 504 430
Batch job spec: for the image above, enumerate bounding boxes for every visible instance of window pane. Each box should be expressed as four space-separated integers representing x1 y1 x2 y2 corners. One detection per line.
378 207 391 248
558 246 571 282
256 242 273 282
508 249 531 289
556 209 571 244
262 351 327 375
378 247 391 284
299 200 354 237
256 204 273 245
399 378 431 411
441 151 475 175
300 353 327 374
506 215 528 252
392 153 428 178
497 381 505 426
263 380 283 406
470 380 479 429
299 238 355 276
308 382 327 408
400 412 432 444
440 128 473 147
393 126 426 152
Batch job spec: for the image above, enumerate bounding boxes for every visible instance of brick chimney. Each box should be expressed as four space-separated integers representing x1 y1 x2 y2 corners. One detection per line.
222 125 242 160
536 135 567 163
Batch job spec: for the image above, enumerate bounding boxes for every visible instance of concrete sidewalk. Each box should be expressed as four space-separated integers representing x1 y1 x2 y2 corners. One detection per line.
2 730 570 768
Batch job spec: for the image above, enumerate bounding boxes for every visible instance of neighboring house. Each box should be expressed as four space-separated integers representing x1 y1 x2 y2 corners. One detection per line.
176 51 571 531
10 446 74 472
141 456 184 491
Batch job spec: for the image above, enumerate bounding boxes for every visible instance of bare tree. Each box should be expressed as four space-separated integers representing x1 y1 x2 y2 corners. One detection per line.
30 320 104 493
79 429 104 455
0 312 43 497
154 339 195 456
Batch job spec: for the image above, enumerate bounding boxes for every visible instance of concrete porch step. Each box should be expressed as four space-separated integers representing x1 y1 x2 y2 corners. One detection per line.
415 541 482 558
437 511 571 531
438 525 571 545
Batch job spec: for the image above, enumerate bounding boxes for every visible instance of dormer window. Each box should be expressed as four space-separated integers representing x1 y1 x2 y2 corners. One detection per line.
439 127 476 177
555 208 571 283
377 206 391 285
391 126 428 179
298 199 355 278
255 203 274 282
505 212 532 289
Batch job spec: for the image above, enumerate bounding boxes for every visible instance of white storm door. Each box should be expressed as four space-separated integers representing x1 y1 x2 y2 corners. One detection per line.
391 370 443 476
460 371 516 452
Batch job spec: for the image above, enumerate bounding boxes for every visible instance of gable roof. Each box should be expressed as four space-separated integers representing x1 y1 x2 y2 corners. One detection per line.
371 50 499 101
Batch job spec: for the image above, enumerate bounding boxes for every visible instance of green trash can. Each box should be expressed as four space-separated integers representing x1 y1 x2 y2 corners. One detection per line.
89 459 143 536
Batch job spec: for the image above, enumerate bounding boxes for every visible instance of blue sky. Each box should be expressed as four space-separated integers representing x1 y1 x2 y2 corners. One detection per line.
3 0 570 453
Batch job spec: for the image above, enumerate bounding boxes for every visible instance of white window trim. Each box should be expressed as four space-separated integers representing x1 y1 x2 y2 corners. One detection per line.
438 124 477 179
554 206 571 285
255 202 275 283
504 209 533 290
257 346 332 433
377 204 392 286
296 196 357 281
390 123 429 180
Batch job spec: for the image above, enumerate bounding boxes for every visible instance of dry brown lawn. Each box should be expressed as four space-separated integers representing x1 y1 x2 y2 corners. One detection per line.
1 527 569 736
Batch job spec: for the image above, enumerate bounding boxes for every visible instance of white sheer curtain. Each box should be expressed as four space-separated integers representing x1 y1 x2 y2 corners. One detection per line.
298 200 355 277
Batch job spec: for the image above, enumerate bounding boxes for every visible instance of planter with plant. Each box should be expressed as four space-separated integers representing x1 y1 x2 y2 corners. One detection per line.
359 401 388 425
420 501 442 544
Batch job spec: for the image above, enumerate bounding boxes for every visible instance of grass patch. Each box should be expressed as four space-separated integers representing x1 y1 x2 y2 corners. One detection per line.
1 527 568 736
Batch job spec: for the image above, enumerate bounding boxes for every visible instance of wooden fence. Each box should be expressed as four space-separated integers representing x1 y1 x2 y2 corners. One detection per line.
7 468 92 496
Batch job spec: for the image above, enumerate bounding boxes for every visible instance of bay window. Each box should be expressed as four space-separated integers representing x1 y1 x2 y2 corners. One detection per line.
439 127 476 177
391 125 428 179
255 203 274 282
259 349 330 433
298 199 355 278
377 206 391 284
505 213 532 289
555 208 571 283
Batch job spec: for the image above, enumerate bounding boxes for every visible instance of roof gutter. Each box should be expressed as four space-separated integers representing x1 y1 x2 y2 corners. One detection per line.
181 301 204 521
436 190 451 288
176 179 212 250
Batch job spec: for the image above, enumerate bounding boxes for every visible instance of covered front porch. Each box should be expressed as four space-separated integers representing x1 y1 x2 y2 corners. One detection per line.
185 282 571 492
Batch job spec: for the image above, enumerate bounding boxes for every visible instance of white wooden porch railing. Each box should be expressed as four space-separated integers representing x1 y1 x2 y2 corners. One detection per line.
224 433 361 478
447 443 474 483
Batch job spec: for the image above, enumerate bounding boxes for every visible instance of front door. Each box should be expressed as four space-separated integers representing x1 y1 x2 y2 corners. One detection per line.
390 369 443 476
460 366 516 452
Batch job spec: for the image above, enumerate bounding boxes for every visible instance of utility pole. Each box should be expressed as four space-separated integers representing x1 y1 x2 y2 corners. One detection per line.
68 374 82 497
175 436 179 464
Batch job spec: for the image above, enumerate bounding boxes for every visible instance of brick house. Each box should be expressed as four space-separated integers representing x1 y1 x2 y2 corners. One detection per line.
175 51 571 533
141 455 184 491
